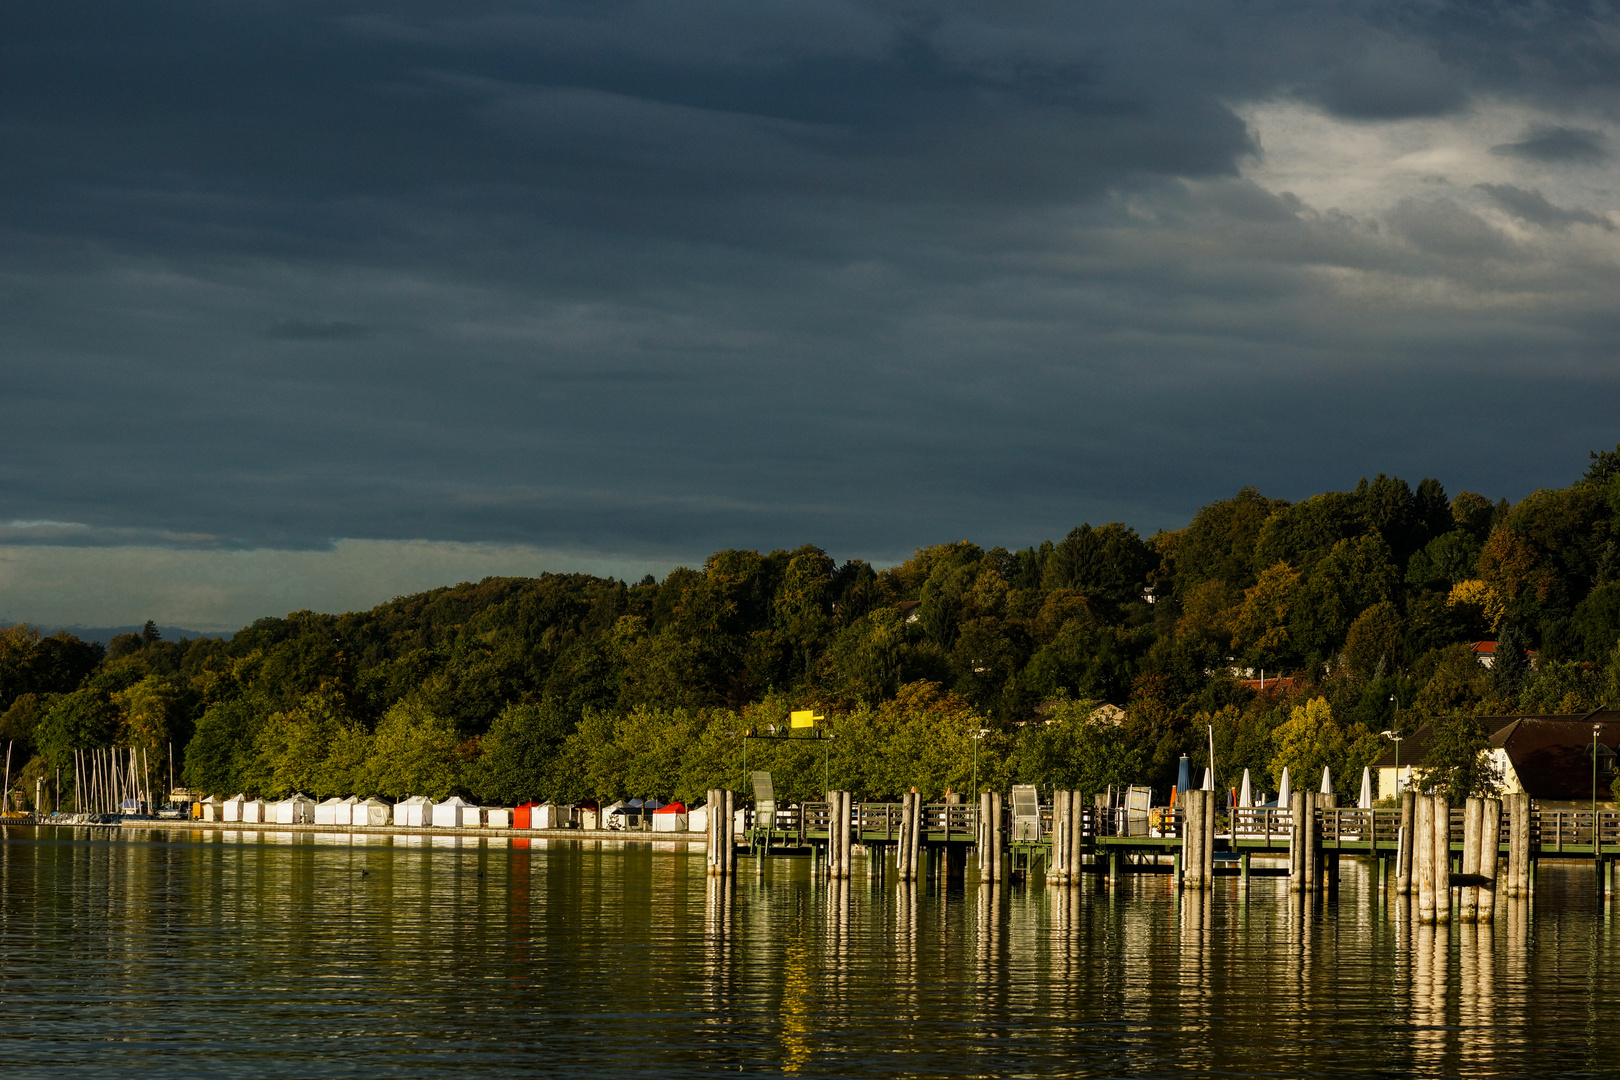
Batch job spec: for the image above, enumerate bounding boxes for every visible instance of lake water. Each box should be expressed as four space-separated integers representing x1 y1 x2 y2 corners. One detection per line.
2 826 1617 1078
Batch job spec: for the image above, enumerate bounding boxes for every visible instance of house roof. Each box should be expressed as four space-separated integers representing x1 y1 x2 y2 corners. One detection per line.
1238 676 1299 694
1492 715 1620 802
1370 716 1522 769
1470 640 1537 657
1372 709 1620 801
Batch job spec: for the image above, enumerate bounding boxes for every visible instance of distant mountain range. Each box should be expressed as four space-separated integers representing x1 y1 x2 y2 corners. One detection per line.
8 623 232 645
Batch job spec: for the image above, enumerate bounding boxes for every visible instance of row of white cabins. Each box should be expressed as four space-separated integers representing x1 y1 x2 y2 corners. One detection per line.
198 793 704 832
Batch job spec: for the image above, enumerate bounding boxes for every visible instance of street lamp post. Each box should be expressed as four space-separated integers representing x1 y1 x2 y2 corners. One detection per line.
1380 730 1404 795
972 728 989 795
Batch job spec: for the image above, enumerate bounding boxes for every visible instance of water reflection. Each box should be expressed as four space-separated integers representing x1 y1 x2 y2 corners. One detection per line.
8 829 1620 1076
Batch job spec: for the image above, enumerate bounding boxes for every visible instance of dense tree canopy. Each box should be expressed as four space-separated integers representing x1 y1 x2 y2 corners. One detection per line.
9 448 1620 812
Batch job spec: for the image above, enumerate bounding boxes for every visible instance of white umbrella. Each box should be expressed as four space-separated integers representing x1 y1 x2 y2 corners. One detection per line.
1277 767 1292 807
1320 765 1333 795
1238 769 1253 808
1358 766 1373 809
1201 767 1214 791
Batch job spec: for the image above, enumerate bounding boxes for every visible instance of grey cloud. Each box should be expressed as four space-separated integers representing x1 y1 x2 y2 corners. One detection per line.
1477 183 1615 231
265 319 374 341
1 1 1619 594
1387 197 1513 259
1309 37 1466 119
1490 125 1609 162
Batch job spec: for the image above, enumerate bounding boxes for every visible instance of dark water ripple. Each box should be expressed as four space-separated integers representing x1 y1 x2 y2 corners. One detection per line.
1 826 1616 1078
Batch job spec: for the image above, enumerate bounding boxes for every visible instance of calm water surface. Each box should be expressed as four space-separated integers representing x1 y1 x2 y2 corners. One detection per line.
1 825 1616 1078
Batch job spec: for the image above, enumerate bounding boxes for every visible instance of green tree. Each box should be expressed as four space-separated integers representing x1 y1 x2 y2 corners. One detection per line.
1269 697 1381 799
252 690 356 798
184 699 264 794
1417 714 1501 801
472 702 574 804
1016 700 1142 797
33 688 121 769
366 699 466 798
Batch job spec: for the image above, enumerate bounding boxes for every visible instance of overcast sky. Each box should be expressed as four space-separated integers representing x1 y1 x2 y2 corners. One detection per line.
4 2 1620 631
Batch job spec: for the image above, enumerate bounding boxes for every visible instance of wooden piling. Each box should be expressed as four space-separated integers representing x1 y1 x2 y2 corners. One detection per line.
1479 796 1500 921
1071 792 1087 883
1397 790 1415 894
1289 792 1307 892
1461 797 1482 922
1182 790 1202 890
1433 794 1451 923
1050 790 1070 886
907 791 922 883
724 790 736 876
892 793 905 881
987 791 1004 884
845 790 855 880
1506 793 1529 898
1416 795 1435 923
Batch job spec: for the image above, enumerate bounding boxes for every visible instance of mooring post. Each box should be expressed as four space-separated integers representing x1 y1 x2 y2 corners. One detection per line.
1289 792 1307 892
1480 796 1500 920
1416 795 1435 923
1053 789 1071 886
898 791 909 882
1192 788 1214 890
706 788 717 877
1504 793 1526 897
1240 849 1250 887
1433 794 1452 923
1397 790 1416 895
1179 790 1195 890
1461 796 1482 922
984 790 997 880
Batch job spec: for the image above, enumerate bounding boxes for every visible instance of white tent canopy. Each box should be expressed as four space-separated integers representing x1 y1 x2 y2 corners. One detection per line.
432 795 476 827
273 793 315 824
222 794 246 822
315 796 347 825
394 794 433 827
360 797 391 827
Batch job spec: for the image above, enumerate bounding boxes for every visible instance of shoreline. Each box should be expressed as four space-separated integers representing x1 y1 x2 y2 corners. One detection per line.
59 818 707 845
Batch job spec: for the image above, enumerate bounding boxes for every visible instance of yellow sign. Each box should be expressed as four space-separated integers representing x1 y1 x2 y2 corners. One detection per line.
790 710 823 729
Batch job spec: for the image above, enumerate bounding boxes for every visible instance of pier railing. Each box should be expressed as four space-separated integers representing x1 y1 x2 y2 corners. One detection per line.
744 798 1620 856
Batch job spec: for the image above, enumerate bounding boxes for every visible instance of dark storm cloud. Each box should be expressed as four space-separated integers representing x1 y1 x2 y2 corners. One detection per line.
2 0 1620 594
1477 183 1615 231
1490 125 1610 163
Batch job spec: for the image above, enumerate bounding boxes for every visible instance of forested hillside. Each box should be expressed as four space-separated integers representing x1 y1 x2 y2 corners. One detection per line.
6 448 1620 810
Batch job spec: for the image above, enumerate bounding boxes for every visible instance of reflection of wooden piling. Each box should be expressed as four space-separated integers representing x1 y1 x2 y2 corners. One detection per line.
1396 790 1415 894
1461 796 1482 922
1416 795 1435 922
1479 796 1500 921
